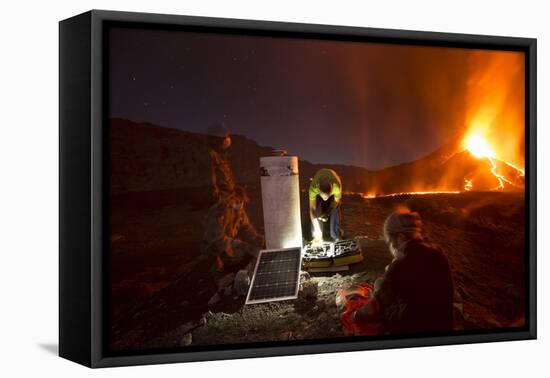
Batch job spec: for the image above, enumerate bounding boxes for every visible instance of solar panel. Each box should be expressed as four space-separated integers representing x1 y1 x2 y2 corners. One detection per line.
245 247 302 304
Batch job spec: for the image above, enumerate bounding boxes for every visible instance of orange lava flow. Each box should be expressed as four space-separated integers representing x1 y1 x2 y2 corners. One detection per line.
463 132 523 191
342 130 524 199
464 179 473 191
362 191 461 199
488 157 514 190
503 161 525 177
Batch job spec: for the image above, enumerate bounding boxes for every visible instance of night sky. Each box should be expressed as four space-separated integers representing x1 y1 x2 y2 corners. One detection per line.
109 27 524 170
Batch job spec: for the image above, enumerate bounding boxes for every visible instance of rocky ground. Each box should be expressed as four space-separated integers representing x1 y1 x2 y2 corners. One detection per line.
191 239 391 346
108 189 526 352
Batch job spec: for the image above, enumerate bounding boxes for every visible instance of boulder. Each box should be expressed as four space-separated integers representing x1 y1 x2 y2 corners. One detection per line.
234 269 251 296
217 273 235 291
299 280 318 301
207 292 221 306
180 333 192 347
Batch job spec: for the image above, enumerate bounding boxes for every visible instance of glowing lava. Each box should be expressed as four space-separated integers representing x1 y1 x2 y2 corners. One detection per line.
464 132 496 158
344 126 524 199
362 191 461 199
464 179 473 191
463 130 522 190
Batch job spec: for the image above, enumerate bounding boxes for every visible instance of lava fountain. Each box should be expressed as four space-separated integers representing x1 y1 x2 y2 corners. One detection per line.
462 128 524 191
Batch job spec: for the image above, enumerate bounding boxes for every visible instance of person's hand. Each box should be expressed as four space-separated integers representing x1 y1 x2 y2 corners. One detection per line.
318 215 328 223
312 236 323 244
312 218 323 242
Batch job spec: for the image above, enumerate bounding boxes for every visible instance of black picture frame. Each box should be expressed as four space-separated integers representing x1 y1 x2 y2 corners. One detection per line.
59 9 537 368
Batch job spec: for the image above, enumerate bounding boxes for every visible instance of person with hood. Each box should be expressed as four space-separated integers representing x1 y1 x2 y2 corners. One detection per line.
353 209 454 334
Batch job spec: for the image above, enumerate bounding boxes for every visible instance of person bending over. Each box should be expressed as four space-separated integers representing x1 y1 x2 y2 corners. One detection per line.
309 168 343 242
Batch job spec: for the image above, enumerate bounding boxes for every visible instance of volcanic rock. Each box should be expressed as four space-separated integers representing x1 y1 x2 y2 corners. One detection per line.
233 270 251 297
217 273 235 291
180 333 192 347
299 280 318 301
207 293 221 307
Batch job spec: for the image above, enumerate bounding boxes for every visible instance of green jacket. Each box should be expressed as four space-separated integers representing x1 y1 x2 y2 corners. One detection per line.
308 168 342 202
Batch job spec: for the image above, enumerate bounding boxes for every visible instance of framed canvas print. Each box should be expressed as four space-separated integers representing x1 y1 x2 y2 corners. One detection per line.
59 10 537 368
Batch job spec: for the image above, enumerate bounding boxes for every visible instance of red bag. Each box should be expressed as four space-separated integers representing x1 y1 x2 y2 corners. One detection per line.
338 282 383 336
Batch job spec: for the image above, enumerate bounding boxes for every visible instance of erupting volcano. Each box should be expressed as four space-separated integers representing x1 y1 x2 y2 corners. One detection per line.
461 131 524 191
358 132 525 199
358 49 525 198
352 127 525 199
